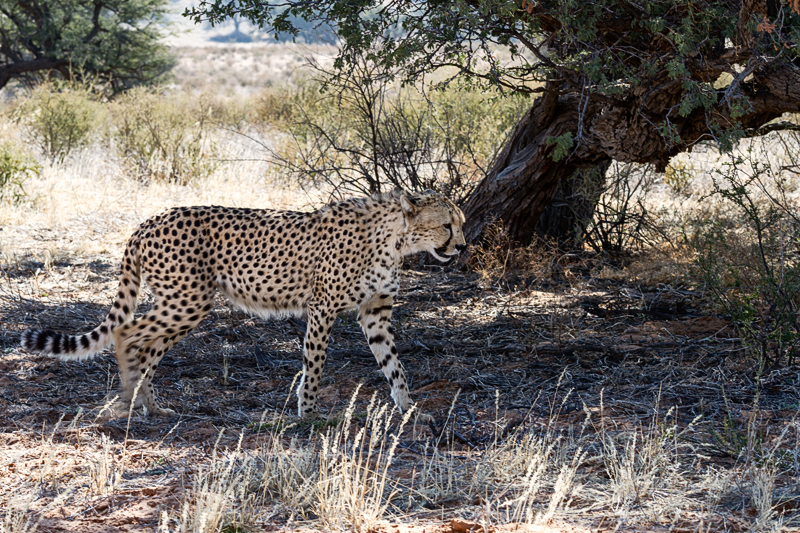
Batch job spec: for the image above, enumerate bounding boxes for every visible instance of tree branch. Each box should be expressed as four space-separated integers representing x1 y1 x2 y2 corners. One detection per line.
82 0 106 43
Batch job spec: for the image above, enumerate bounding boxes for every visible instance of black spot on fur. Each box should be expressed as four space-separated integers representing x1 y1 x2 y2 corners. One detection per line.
369 334 386 345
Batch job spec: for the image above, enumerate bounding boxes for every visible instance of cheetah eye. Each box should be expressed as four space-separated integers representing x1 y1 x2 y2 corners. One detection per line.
444 223 452 232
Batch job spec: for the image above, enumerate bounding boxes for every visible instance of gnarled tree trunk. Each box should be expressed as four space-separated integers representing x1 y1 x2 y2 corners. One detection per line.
535 161 611 249
462 87 605 245
464 63 800 247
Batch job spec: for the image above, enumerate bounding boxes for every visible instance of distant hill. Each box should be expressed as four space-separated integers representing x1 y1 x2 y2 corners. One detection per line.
168 0 333 46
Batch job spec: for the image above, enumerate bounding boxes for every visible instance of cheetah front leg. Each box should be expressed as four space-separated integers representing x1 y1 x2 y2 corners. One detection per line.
297 302 336 418
358 296 417 416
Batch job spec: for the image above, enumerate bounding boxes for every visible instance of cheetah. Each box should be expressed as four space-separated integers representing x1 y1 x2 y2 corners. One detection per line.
20 190 466 419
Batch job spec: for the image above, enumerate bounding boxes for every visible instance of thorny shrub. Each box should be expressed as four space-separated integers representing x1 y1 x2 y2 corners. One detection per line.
17 79 104 164
108 88 217 185
0 141 39 205
663 159 697 197
583 162 666 253
254 52 527 202
254 77 328 135
694 147 800 368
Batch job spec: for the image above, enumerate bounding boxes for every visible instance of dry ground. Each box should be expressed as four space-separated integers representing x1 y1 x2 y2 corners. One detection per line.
1 190 799 531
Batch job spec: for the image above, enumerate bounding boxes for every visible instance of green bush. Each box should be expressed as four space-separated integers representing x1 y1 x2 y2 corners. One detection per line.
109 88 217 185
19 80 103 163
255 85 303 129
204 93 255 131
257 67 528 202
694 148 800 368
0 141 40 205
428 87 528 169
255 78 333 138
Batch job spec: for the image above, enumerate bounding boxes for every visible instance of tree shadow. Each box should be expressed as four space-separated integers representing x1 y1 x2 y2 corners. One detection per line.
1 256 115 281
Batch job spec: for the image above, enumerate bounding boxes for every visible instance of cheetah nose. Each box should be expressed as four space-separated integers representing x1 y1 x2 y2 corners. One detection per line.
455 244 467 253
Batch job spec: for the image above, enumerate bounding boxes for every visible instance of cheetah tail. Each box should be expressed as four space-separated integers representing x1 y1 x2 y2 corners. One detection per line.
20 242 142 361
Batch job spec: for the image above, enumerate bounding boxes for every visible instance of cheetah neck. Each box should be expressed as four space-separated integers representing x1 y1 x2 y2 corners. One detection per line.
384 204 411 261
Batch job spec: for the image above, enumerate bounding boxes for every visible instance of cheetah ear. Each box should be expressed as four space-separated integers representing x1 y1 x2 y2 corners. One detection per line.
400 193 420 216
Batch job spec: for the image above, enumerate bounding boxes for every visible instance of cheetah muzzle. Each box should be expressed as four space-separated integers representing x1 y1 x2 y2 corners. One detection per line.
20 190 467 420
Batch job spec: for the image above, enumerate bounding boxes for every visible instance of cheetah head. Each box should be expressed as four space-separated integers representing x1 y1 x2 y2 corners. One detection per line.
400 190 467 262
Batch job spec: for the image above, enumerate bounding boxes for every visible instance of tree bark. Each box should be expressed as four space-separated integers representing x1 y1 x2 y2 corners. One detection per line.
463 63 800 246
462 91 606 245
0 57 69 89
535 161 611 249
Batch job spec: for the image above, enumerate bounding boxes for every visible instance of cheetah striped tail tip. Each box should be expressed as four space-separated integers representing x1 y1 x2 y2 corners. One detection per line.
20 328 107 361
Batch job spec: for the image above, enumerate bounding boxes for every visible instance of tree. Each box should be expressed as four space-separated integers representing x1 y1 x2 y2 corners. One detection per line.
0 0 175 91
186 0 800 246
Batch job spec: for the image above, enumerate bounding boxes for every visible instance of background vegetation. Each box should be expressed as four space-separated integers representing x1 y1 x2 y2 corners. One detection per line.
187 0 800 247
0 0 174 90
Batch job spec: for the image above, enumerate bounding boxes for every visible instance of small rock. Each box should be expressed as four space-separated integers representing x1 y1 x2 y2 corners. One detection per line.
451 519 493 533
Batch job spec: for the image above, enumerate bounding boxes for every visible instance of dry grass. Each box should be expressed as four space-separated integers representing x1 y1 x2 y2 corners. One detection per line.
4 230 799 533
0 118 322 268
170 44 338 95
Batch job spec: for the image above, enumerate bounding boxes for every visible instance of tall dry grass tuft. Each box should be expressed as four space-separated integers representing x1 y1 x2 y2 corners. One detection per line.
467 221 558 284
159 389 415 532
171 433 249 533
87 433 120 495
313 388 414 532
0 494 38 533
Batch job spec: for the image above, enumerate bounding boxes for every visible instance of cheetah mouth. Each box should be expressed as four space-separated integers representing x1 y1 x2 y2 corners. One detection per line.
431 245 459 263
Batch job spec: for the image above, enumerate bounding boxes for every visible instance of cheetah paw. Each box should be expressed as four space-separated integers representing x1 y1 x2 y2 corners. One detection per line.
411 410 434 425
147 406 178 418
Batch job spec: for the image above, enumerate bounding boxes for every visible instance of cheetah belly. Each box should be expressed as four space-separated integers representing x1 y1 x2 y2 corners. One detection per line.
216 271 312 319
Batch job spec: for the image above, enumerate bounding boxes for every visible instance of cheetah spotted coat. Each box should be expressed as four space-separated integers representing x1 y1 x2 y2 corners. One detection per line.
21 190 466 419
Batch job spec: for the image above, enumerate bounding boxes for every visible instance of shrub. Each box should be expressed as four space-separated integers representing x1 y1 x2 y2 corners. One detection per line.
694 146 800 368
18 80 103 164
204 93 255 131
0 141 40 205
583 162 665 253
663 159 696 197
259 59 528 203
108 88 217 185
428 87 528 173
255 79 327 134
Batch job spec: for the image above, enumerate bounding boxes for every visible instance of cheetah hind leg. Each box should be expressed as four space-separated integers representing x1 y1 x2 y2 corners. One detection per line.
96 337 176 420
297 303 336 419
100 323 181 420
136 336 179 417
95 319 146 420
